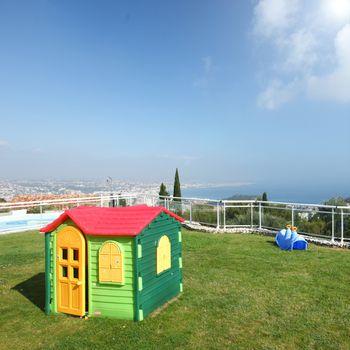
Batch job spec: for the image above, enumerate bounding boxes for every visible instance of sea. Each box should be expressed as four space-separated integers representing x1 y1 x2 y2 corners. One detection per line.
182 184 349 204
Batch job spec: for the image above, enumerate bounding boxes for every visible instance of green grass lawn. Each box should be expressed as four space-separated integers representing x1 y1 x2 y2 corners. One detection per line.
1 230 350 350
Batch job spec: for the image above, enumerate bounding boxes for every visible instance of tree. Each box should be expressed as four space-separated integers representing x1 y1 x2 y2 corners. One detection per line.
323 197 347 206
173 168 182 201
159 183 169 198
117 193 127 207
262 192 268 202
119 197 127 207
0 197 9 213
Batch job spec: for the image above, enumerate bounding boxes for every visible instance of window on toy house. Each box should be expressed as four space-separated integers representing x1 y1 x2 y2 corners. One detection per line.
156 235 171 274
99 242 123 283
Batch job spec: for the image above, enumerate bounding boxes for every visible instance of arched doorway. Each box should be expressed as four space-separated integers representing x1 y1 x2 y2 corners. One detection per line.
56 226 86 316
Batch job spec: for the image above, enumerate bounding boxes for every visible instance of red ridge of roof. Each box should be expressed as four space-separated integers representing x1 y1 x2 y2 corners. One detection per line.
40 205 184 236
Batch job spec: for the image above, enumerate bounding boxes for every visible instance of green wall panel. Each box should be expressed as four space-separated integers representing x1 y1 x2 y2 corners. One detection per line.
137 213 182 318
87 235 135 320
49 232 54 313
45 232 51 314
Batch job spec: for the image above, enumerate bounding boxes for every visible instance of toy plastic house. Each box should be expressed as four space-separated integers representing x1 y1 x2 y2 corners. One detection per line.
40 205 184 320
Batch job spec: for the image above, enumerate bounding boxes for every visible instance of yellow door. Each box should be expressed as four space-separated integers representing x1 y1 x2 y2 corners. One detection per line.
56 226 86 316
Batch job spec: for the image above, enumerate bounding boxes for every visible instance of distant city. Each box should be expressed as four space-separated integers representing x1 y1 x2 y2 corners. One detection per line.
1 179 349 205
0 179 223 201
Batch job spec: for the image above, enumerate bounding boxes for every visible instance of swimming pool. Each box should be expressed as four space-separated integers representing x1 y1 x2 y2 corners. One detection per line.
0 212 62 234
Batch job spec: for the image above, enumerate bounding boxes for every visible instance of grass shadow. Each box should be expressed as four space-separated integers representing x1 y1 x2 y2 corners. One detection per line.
12 272 45 312
266 240 277 246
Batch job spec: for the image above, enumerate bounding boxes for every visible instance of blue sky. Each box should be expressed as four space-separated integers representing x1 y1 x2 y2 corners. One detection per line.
0 0 349 193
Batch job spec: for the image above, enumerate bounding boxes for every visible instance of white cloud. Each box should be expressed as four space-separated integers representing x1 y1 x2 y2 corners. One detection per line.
335 24 350 66
281 30 318 71
258 79 299 110
253 0 300 37
321 0 350 24
308 24 350 103
253 0 350 108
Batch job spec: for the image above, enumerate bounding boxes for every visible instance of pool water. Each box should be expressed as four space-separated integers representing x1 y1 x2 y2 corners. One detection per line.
0 212 62 233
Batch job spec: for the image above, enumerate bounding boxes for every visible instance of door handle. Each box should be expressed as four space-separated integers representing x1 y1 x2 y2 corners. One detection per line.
76 281 82 286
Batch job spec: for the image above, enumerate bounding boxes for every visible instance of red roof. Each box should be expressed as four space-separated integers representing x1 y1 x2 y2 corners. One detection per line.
40 205 184 236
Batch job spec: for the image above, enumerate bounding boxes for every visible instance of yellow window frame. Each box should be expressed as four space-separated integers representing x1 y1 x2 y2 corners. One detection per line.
99 241 124 284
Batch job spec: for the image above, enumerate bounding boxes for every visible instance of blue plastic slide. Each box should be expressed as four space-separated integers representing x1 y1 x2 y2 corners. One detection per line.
275 226 308 250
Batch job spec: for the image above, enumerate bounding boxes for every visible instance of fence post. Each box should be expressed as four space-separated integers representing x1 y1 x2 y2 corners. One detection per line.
250 202 253 229
259 202 262 229
216 202 220 229
341 209 344 245
40 202 43 215
189 200 193 224
291 206 294 227
331 208 335 242
100 194 103 207
223 202 226 230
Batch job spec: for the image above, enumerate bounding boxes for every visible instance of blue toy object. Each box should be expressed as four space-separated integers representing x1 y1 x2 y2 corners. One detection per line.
276 225 308 250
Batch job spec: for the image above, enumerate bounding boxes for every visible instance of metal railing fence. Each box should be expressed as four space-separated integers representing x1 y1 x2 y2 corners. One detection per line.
1 193 349 244
158 196 350 244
